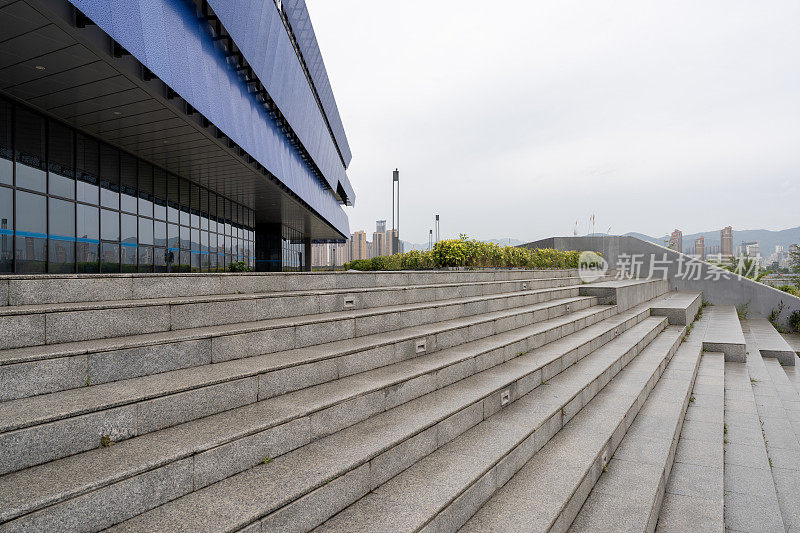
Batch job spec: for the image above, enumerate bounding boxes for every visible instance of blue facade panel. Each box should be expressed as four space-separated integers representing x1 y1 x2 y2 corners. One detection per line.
207 0 355 205
66 0 350 236
282 0 352 166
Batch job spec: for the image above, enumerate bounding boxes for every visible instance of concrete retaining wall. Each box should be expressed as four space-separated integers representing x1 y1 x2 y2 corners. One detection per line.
523 235 800 324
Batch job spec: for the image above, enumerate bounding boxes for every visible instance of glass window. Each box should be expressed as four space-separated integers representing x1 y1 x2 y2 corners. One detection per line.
154 221 166 247
167 173 180 224
179 250 190 272
14 107 46 193
154 247 168 273
76 134 99 204
48 120 75 199
138 246 153 272
167 223 179 250
138 218 153 245
0 186 12 272
191 228 200 251
101 209 119 241
120 153 137 214
201 231 209 253
121 244 137 272
77 204 99 240
138 161 153 218
0 99 12 186
153 167 167 221
49 197 75 240
121 213 137 245
180 225 190 250
15 190 46 273
101 242 119 272
179 179 190 226
99 144 119 209
15 190 46 234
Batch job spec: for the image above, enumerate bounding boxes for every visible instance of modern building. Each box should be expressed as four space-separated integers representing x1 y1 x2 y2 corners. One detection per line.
0 0 353 273
373 220 386 257
694 236 705 260
668 229 682 253
721 226 733 257
349 230 368 261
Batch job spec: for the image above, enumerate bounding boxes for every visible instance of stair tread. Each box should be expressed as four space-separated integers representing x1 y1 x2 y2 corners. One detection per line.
0 275 588 316
98 320 670 533
458 326 683 533
702 305 746 360
747 317 796 365
0 295 600 432
313 320 673 533
573 319 707 533
0 286 588 365
0 302 643 523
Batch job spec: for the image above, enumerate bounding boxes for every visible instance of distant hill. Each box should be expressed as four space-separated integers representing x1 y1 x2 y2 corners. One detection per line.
619 227 800 254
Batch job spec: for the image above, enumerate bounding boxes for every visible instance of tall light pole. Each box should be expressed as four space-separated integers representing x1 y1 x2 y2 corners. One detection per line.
429 229 433 251
391 169 400 253
435 214 440 244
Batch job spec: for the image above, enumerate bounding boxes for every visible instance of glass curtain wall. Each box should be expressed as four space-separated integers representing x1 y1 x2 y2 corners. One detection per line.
0 97 255 274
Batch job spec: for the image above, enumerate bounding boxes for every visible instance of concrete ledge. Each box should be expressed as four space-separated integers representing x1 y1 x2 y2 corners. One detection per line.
650 291 702 326
746 318 796 366
579 278 670 312
702 306 746 362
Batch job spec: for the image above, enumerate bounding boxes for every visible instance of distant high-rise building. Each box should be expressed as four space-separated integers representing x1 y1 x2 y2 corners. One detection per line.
350 231 368 260
694 236 705 260
775 245 784 254
669 229 683 253
373 220 387 257
721 226 733 257
742 241 759 258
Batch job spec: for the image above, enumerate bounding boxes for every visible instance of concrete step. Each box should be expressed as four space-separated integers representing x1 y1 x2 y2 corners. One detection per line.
578 278 670 311
0 269 582 306
68 321 669 532
457 326 684 532
747 317 796 366
722 357 785 532
649 291 702 326
572 313 710 533
314 319 674 533
0 303 649 529
0 296 603 474
742 323 800 532
702 305 746 362
0 278 595 350
655 350 725 533
0 287 596 401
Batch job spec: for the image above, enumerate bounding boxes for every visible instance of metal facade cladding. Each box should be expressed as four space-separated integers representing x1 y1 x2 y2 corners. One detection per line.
66 0 351 236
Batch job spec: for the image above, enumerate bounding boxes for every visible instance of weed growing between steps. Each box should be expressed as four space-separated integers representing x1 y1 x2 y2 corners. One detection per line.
736 302 750 319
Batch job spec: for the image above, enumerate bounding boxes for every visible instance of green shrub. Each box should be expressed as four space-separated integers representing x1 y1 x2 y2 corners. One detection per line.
227 261 252 272
343 235 600 271
789 310 800 332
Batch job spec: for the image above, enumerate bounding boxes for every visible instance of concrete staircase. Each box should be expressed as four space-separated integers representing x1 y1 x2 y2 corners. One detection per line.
0 271 797 532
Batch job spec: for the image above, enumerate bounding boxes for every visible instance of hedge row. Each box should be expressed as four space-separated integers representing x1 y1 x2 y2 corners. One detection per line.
343 236 601 271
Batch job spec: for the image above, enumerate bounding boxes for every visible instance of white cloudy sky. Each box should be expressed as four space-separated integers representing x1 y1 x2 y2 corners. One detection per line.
307 0 800 243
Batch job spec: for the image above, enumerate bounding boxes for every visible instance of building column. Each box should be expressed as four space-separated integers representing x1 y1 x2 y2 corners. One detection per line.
303 237 312 272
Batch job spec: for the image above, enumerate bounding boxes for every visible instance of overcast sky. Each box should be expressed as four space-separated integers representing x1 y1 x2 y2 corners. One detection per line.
307 0 800 244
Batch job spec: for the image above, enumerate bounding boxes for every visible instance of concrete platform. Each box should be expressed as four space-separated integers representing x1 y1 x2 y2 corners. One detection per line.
702 306 746 362
650 291 702 326
579 278 670 312
747 318 796 366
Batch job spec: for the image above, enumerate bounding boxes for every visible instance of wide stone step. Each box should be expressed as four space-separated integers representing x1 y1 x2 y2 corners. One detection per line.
742 324 800 532
0 296 601 474
702 305 746 362
315 319 673 533
82 322 668 533
459 326 683 532
650 291 702 326
573 314 709 533
722 358 785 532
0 303 645 528
0 287 595 401
0 279 590 350
578 278 670 311
0 270 581 306
747 317 797 366
656 350 725 532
